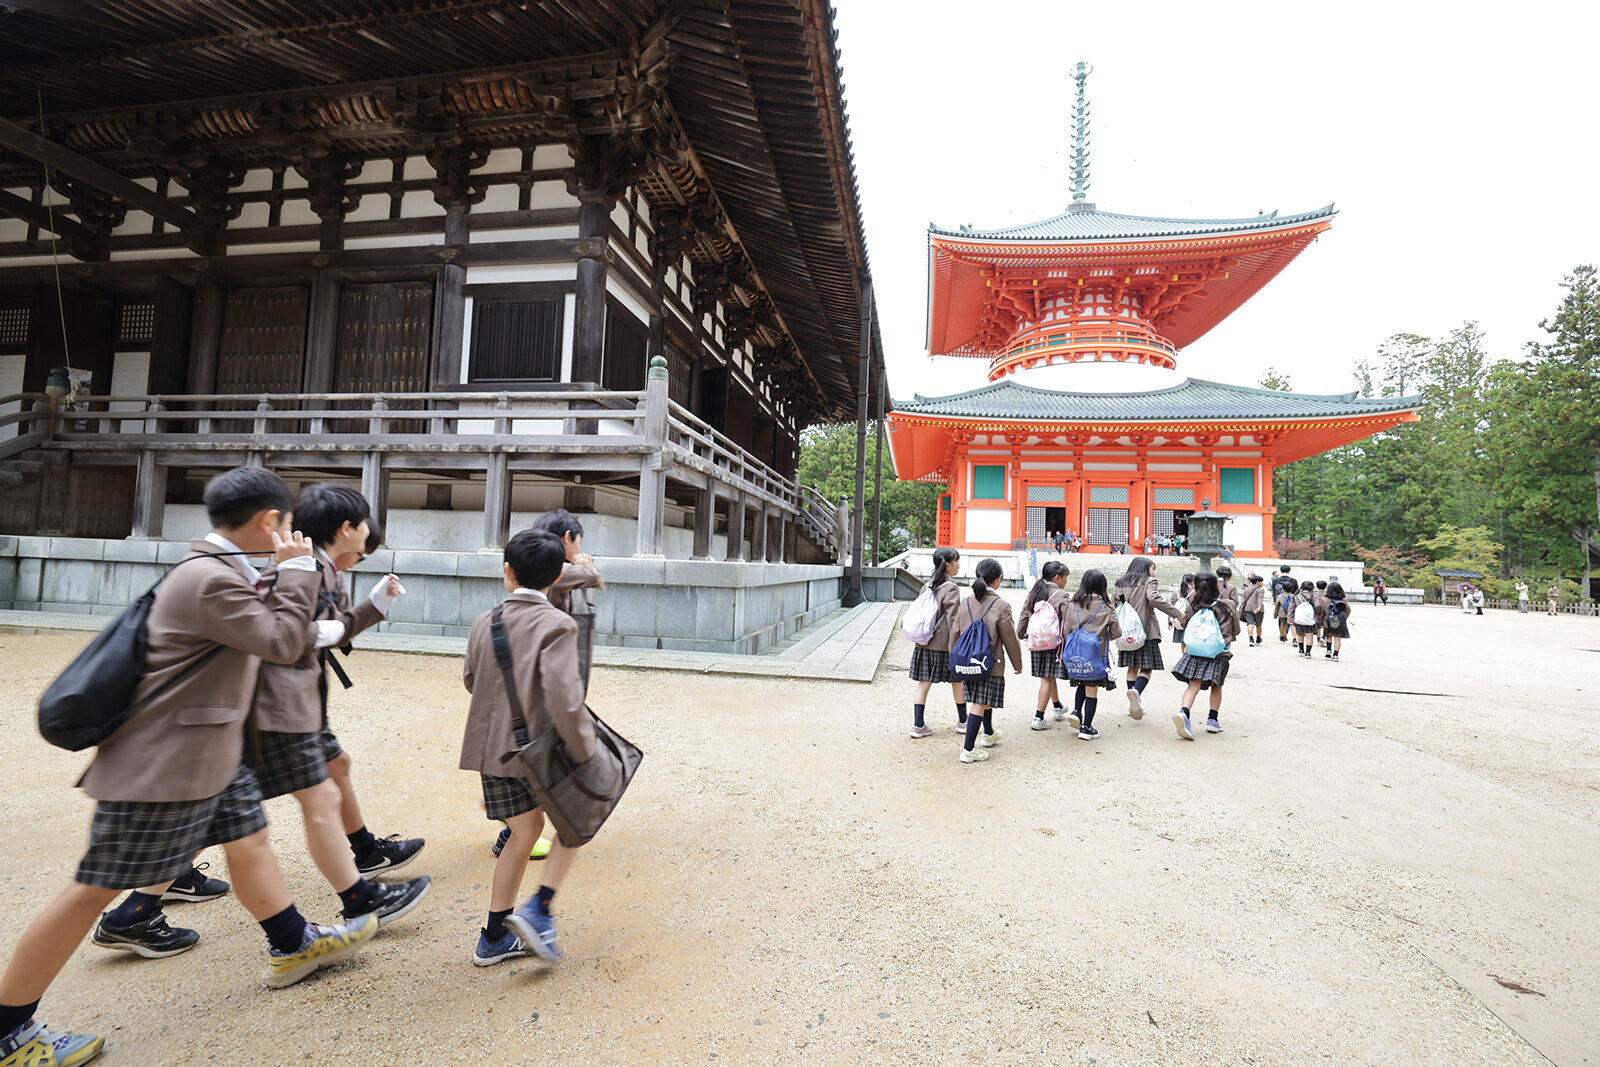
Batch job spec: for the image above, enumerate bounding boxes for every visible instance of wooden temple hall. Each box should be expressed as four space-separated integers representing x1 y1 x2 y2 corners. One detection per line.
0 0 888 568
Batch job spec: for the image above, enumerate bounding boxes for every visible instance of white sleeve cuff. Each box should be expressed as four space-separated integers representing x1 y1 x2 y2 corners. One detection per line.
314 620 347 649
277 556 318 573
369 577 403 615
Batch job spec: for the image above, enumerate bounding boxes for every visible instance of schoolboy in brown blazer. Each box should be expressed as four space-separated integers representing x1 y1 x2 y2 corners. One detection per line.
0 470 378 1067
461 528 594 966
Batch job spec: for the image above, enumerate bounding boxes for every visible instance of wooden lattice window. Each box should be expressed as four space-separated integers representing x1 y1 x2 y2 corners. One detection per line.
469 299 562 383
117 300 156 347
602 306 647 391
0 303 29 353
1088 507 1130 547
971 464 1006 500
1220 467 1255 505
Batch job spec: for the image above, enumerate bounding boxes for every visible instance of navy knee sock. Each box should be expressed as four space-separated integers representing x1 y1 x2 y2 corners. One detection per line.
955 701 968 725
260 905 309 954
486 908 512 941
1074 687 1086 712
1133 676 1149 694
913 703 926 728
337 879 376 915
1082 697 1098 728
0 1000 39 1039
963 714 982 751
981 711 994 735
106 891 162 928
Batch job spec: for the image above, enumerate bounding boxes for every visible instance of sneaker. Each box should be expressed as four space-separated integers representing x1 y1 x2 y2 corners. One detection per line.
1174 711 1194 741
1050 706 1066 721
473 928 532 967
1126 689 1144 720
1324 651 1333 658
958 747 990 763
262 914 378 989
977 730 1001 747
91 912 199 959
505 901 563 963
909 724 935 738
354 834 425 876
1030 717 1052 731
491 828 553 860
1077 725 1099 740
1067 709 1082 729
161 863 229 903
344 876 431 926
1332 652 1340 661
1205 719 1223 734
0 1020 104 1067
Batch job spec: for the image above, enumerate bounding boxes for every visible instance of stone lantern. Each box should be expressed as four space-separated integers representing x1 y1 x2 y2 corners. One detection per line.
1186 497 1228 574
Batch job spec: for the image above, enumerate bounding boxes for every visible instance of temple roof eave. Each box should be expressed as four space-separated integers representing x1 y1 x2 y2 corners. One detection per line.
927 204 1337 244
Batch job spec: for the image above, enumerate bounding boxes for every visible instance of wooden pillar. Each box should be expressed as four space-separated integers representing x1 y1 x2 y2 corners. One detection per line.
752 502 768 561
635 355 669 557
693 485 716 559
361 452 389 536
871 370 884 566
130 449 165 540
304 269 340 394
433 262 466 388
189 273 223 394
845 278 873 606
571 194 610 388
483 395 512 550
727 493 748 561
777 517 789 563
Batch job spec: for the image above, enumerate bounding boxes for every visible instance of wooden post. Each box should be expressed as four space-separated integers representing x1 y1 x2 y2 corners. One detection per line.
727 493 747 562
872 371 885 566
635 355 669 557
693 485 715 559
752 502 769 561
361 451 388 536
304 269 340 393
571 194 609 388
130 448 165 540
845 279 872 605
483 395 512 550
777 518 789 564
189 273 223 394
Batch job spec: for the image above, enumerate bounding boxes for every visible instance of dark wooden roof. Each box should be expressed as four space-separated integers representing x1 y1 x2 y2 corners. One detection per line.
0 0 882 420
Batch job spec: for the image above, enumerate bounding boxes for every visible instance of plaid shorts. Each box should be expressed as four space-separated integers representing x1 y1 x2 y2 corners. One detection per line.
318 728 345 762
481 773 539 822
249 730 330 800
75 765 267 890
1030 648 1066 678
1172 652 1231 689
963 673 1005 710
1118 641 1165 672
908 643 954 683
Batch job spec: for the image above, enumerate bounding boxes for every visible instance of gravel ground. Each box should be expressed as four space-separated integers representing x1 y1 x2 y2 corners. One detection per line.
0 599 1595 1065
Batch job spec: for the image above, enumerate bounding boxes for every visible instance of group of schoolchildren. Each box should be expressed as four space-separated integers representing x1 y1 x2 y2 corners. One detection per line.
0 468 608 1067
1149 532 1187 555
1268 565 1353 660
906 550 1255 754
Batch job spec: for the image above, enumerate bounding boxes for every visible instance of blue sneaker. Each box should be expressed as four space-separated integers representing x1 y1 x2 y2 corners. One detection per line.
505 901 563 962
473 928 531 967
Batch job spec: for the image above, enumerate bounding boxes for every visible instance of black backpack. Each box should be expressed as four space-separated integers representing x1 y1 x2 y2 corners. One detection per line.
37 552 246 751
1325 600 1349 631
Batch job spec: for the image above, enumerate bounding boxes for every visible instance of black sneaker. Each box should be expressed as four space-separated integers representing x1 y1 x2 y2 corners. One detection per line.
161 863 230 903
91 912 200 958
344 876 432 926
1076 724 1099 740
354 834 425 876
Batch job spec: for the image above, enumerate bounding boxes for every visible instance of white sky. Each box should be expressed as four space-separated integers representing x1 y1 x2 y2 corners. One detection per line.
836 0 1600 401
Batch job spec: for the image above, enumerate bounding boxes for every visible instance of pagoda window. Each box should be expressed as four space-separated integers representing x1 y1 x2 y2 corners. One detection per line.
1220 467 1256 505
971 464 1007 500
469 293 563 383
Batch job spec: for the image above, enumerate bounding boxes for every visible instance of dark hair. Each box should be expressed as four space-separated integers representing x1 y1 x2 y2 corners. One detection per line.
363 520 384 555
1115 555 1155 593
1189 571 1220 608
534 508 585 542
1281 577 1300 594
1022 561 1068 617
1178 572 1195 599
930 547 960 588
1280 564 1291 573
1316 580 1328 590
294 483 373 548
1327 581 1346 600
205 467 294 530
1216 565 1233 580
1249 573 1264 584
971 557 1003 599
1071 568 1108 608
504 528 566 590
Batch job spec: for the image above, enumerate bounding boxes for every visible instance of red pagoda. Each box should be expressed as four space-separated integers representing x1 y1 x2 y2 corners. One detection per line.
889 64 1419 558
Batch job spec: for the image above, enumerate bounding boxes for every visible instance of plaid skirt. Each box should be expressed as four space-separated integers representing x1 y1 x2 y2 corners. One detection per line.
318 728 345 762
1031 648 1067 678
964 673 1005 709
1068 673 1117 690
1294 623 1317 636
1172 652 1231 690
1170 627 1185 645
249 730 331 800
481 773 539 822
1325 622 1351 639
1118 641 1165 672
909 643 954 684
76 765 268 890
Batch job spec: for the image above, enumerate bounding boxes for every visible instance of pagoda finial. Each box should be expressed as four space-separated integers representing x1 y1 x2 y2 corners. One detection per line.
1069 60 1093 211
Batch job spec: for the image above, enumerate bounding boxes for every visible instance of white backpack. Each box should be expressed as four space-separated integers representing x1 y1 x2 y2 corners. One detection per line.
1027 600 1062 650
1113 600 1146 651
1293 598 1316 626
901 586 942 646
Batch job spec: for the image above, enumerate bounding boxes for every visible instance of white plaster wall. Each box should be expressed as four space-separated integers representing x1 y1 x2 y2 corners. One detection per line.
531 182 578 209
470 224 579 244
1225 514 1266 552
235 168 277 194
234 202 272 229
342 195 392 224
110 352 151 431
465 264 577 285
532 144 572 169
477 184 520 213
964 507 1012 544
344 233 445 250
110 209 156 238
399 190 446 218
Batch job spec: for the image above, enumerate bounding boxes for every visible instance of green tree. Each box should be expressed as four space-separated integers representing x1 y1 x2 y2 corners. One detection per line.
796 422 943 558
1417 525 1504 594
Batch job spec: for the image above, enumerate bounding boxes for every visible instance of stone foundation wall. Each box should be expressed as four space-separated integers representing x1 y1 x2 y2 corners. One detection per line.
0 536 854 654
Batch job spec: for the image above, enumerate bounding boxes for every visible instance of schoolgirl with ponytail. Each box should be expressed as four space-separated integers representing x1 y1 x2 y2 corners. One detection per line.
1056 569 1121 740
907 548 969 739
1170 571 1241 740
1113 556 1184 720
951 558 1023 763
1019 561 1071 729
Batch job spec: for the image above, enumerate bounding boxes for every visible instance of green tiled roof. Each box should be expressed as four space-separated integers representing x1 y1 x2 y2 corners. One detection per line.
893 378 1421 421
929 204 1336 242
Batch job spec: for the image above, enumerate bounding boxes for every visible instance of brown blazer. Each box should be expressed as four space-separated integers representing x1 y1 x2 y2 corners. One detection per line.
1218 580 1242 610
460 591 593 775
919 579 964 652
948 591 1023 676
77 542 321 803
1240 583 1266 615
253 557 385 734
1057 593 1122 658
549 561 602 615
1113 576 1183 641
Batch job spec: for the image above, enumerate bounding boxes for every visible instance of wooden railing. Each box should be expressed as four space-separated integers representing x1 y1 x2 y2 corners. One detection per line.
0 393 54 463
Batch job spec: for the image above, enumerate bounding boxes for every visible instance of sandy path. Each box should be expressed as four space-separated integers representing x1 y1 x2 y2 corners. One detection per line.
0 598 1594 1065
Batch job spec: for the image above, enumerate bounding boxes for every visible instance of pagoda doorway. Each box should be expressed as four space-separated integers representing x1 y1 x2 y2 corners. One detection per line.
1026 506 1068 546
1152 508 1193 540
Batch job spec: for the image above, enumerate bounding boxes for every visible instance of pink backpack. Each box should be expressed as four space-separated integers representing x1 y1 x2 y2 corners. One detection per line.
1027 600 1061 650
